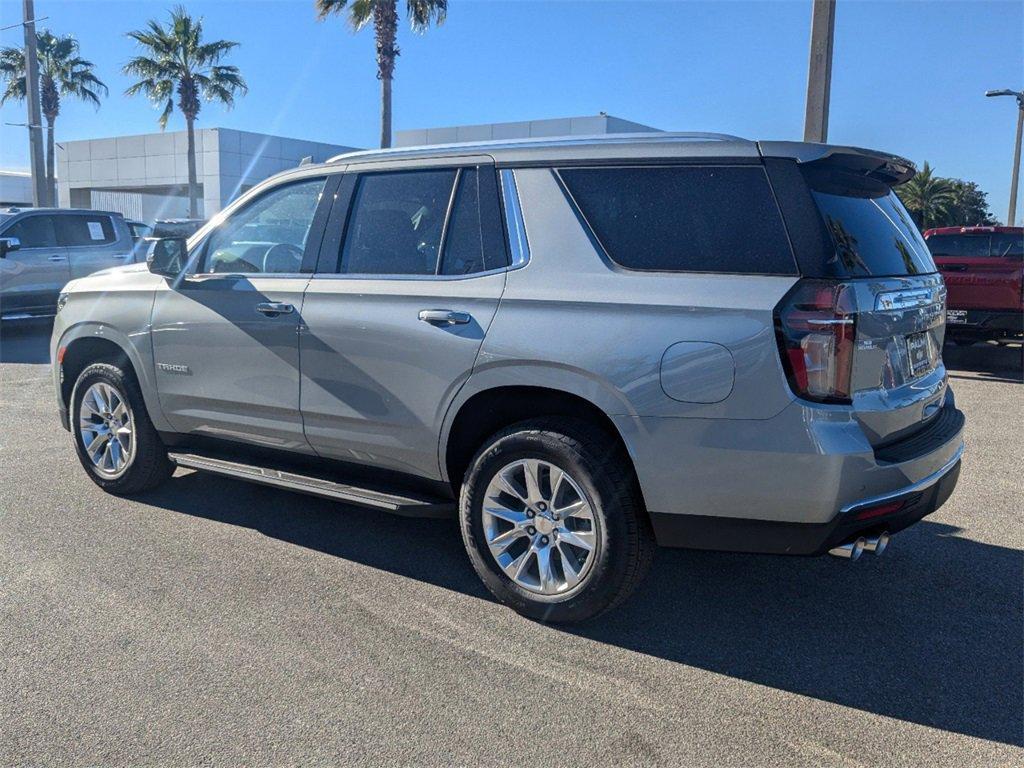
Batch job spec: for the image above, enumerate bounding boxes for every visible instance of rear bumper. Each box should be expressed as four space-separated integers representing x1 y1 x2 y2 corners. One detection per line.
613 392 965 554
648 444 961 555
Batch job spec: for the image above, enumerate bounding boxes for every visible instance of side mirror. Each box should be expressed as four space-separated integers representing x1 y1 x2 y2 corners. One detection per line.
146 237 188 277
0 236 21 259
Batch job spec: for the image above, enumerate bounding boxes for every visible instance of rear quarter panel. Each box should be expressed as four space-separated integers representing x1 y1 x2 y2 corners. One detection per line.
470 167 800 421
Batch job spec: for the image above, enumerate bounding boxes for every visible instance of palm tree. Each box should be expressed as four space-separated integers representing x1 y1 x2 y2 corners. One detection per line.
316 0 447 148
123 6 247 218
896 162 955 231
0 31 106 206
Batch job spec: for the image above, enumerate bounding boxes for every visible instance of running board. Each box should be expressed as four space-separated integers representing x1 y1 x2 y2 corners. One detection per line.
168 452 455 518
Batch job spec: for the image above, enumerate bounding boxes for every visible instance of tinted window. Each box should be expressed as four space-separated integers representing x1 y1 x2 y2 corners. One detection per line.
812 191 936 276
925 234 990 259
129 222 153 239
991 232 1023 258
200 178 326 274
341 170 456 275
56 214 116 246
4 215 58 248
558 166 796 274
440 169 487 275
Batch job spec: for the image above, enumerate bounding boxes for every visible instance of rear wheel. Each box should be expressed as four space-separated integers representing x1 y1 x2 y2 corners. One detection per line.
71 363 173 494
459 418 654 623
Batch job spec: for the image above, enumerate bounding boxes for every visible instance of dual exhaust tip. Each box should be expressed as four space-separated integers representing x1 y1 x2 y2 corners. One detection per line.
829 532 890 561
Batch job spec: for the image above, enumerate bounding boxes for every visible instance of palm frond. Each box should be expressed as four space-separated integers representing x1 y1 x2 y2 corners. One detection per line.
315 0 351 21
407 0 446 31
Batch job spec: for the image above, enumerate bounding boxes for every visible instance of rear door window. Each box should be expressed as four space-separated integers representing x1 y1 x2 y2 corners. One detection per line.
557 166 797 274
4 215 58 248
56 214 117 246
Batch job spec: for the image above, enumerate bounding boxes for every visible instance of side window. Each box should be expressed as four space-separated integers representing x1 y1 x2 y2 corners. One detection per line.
559 166 797 274
199 178 326 274
440 168 487 275
4 216 58 249
56 215 116 246
341 170 456 276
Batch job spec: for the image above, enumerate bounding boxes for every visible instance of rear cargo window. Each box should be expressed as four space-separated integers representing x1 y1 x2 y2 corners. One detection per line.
810 190 936 276
991 232 1023 258
558 166 797 274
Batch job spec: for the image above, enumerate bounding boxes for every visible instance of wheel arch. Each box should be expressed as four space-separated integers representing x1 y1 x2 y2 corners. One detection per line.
441 382 646 511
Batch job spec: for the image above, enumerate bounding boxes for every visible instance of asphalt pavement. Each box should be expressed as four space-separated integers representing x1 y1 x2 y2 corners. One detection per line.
1 318 1021 767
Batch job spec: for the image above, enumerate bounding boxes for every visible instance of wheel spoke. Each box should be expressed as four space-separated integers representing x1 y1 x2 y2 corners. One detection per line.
112 402 128 424
558 528 595 552
484 505 528 526
493 472 528 506
488 526 526 552
108 437 122 469
523 459 543 505
557 544 582 587
535 545 557 593
554 498 588 519
548 465 564 504
86 429 109 460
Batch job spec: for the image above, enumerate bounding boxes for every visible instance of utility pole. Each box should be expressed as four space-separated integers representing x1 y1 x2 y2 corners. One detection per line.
803 0 837 143
22 0 48 207
985 89 1024 226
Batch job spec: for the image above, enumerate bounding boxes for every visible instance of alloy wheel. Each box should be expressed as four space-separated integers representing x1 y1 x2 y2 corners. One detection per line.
78 382 135 477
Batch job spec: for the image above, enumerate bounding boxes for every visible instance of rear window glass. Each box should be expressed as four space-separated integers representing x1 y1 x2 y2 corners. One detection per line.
991 232 1023 258
925 234 990 259
558 166 797 274
811 190 936 276
56 214 116 246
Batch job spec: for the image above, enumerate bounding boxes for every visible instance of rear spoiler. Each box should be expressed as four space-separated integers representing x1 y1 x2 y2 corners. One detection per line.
757 142 916 186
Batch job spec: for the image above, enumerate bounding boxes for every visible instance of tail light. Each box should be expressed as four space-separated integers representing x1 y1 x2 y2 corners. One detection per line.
775 279 857 404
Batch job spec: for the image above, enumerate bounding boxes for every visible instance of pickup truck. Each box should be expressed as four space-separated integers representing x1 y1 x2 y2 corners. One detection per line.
925 226 1024 344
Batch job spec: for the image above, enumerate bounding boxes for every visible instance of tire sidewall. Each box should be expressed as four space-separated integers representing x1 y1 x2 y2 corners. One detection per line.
460 426 639 623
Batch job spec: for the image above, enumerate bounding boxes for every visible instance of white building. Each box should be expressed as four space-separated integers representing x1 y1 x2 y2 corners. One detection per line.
395 114 660 147
0 170 32 208
56 128 356 221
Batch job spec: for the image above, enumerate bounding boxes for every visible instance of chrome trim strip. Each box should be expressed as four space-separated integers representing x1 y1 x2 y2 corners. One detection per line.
840 441 964 514
874 288 938 311
500 168 530 268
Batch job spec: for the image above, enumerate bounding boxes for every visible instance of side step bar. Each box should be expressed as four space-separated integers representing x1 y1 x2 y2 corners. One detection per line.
168 452 455 518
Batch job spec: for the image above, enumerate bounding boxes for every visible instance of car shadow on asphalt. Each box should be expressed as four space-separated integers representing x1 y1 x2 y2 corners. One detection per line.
0 318 54 364
141 470 1023 747
943 341 1022 384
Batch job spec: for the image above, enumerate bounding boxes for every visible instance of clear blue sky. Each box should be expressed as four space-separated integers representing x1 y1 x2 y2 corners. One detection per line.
1 0 1021 219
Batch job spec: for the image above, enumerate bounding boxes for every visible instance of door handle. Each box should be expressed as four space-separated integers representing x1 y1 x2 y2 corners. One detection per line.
256 302 294 317
48 254 66 262
418 309 472 326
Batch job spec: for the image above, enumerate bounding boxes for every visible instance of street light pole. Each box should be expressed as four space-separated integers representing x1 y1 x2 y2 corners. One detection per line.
803 0 837 143
986 88 1024 227
22 0 48 207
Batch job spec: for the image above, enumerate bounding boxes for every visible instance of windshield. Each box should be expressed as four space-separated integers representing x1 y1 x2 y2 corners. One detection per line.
811 190 937 277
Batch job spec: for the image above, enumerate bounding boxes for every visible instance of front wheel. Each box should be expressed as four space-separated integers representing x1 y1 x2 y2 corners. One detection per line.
71 363 174 495
459 418 654 623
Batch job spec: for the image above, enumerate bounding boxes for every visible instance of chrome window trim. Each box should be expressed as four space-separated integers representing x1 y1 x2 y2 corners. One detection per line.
309 265 510 283
500 169 530 268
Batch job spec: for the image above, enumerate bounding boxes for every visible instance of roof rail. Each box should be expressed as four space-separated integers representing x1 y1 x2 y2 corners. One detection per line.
326 131 749 164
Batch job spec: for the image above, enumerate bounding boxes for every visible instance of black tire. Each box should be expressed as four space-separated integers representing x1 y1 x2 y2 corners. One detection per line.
70 362 174 495
459 417 654 623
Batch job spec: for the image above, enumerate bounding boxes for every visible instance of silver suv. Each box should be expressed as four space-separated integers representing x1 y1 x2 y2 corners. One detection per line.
0 208 136 319
50 134 965 622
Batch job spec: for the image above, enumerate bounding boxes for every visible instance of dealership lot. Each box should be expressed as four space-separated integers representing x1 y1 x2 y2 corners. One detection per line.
1 319 1020 767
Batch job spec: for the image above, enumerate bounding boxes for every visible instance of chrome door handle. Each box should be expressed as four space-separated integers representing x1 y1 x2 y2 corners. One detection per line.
256 302 294 317
418 309 472 326
48 254 66 262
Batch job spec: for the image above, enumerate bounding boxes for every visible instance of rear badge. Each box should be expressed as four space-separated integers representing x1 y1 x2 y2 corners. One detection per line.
157 363 191 375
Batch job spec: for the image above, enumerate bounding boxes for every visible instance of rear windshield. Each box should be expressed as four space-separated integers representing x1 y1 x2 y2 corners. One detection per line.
558 166 797 274
925 234 990 258
810 190 936 277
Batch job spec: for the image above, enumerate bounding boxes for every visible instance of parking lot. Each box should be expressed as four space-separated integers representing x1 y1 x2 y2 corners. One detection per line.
0 318 1020 767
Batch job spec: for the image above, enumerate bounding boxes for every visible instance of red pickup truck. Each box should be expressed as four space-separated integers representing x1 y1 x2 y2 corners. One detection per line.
924 226 1023 344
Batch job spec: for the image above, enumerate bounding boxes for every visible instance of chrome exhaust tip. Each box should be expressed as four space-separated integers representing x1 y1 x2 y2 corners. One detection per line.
828 537 867 561
862 532 890 556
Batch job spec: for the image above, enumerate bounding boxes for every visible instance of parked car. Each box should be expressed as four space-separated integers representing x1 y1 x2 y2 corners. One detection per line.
0 207 136 320
126 219 154 262
924 226 1023 344
50 134 964 622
